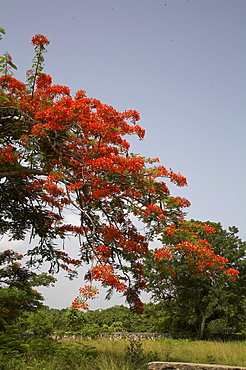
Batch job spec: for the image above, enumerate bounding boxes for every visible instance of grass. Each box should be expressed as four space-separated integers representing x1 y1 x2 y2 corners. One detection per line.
84 338 246 367
141 339 246 366
1 338 246 370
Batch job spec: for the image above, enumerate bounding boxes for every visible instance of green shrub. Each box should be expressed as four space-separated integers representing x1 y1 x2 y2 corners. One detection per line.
124 340 161 369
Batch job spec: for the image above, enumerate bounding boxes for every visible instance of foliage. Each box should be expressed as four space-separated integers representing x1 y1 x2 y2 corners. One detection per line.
0 29 239 316
20 309 54 337
124 340 144 369
144 221 246 338
123 340 159 369
0 28 5 41
0 328 29 359
1 338 246 369
0 249 56 331
12 279 246 339
54 342 99 369
11 302 157 336
0 335 99 370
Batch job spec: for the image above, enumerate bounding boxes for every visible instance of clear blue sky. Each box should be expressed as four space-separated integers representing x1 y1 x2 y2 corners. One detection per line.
1 0 246 309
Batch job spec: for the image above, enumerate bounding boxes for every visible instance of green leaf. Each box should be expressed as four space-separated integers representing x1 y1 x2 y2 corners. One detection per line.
0 95 11 102
7 61 17 70
0 28 5 41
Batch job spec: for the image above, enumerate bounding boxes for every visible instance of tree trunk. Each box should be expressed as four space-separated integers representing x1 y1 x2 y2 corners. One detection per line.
200 314 207 339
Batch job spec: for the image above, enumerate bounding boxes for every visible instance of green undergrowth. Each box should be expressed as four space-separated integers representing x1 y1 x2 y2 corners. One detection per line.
0 335 246 370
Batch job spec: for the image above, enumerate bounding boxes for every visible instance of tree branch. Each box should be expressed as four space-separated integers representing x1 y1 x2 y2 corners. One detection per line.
0 168 48 178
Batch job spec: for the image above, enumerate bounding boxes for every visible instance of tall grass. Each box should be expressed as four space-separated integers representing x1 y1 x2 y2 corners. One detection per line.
141 339 246 366
1 338 246 370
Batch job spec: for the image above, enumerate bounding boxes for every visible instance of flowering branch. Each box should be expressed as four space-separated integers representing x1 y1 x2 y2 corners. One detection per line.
26 34 50 99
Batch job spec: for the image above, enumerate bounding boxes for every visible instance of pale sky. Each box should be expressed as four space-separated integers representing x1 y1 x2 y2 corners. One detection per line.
1 0 246 309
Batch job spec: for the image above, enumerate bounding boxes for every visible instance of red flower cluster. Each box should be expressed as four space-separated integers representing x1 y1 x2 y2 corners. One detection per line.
175 240 239 277
88 265 127 292
155 246 174 260
225 268 239 280
0 145 19 163
71 285 99 310
31 34 50 47
6 53 12 62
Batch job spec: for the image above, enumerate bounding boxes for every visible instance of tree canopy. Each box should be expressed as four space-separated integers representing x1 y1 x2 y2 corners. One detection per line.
0 249 55 331
0 30 239 310
144 221 246 338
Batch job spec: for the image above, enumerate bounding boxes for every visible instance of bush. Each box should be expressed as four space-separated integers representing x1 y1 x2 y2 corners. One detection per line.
124 340 161 369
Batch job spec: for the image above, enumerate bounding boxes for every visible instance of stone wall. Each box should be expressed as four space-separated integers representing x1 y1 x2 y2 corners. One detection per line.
147 362 246 370
99 332 171 341
51 332 171 341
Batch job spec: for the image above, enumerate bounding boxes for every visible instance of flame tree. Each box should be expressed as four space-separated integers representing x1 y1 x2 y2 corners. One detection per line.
0 30 238 310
